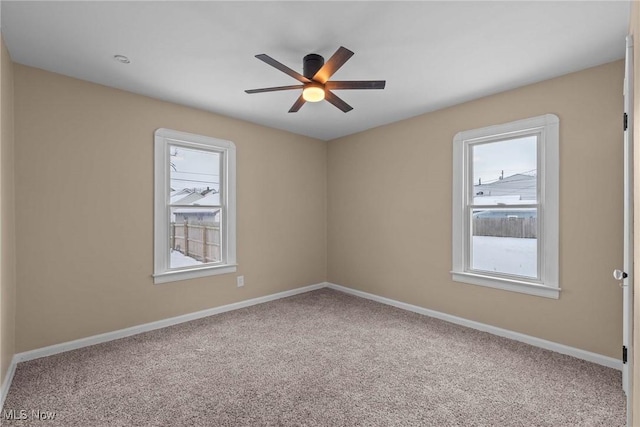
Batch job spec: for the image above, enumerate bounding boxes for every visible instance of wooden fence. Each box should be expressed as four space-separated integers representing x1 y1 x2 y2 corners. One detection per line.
473 218 536 238
171 223 221 263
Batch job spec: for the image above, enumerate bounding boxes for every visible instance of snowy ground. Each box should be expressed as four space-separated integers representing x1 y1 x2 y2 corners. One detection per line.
472 236 537 278
170 250 203 268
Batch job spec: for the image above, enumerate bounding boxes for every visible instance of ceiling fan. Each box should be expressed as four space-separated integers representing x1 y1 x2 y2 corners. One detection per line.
245 46 385 113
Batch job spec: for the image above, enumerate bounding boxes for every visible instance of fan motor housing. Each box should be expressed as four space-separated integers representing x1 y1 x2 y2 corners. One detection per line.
303 54 324 79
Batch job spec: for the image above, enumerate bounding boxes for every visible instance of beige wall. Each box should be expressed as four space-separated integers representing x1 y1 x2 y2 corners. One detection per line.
13 65 327 352
328 60 624 359
0 36 16 385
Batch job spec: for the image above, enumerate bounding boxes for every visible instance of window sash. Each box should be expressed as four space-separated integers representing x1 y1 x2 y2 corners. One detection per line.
463 131 542 282
466 205 542 282
466 131 541 206
168 206 224 270
168 142 224 206
166 143 226 269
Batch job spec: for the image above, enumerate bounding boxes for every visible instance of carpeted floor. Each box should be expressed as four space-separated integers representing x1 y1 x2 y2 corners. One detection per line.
2 288 625 426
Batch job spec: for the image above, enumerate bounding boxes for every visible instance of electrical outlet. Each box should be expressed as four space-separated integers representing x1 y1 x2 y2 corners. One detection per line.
237 276 244 287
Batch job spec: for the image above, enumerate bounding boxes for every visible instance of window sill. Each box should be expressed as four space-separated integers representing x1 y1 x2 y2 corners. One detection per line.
153 264 237 284
451 271 560 299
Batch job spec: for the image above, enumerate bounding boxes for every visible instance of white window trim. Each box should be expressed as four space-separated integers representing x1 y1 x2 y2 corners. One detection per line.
451 114 559 299
153 128 237 284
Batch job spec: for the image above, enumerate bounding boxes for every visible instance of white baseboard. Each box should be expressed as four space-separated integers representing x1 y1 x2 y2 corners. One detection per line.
0 355 17 410
326 282 622 371
13 282 326 365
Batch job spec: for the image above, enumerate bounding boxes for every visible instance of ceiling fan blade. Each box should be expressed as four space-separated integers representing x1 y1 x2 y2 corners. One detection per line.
325 91 353 113
245 85 304 94
255 54 311 83
313 46 354 84
325 81 386 90
288 94 306 113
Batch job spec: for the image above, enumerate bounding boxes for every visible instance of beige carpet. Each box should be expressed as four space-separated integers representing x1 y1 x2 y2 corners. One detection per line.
2 288 625 426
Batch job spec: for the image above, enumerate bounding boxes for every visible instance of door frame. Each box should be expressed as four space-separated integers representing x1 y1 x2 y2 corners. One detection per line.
623 34 634 427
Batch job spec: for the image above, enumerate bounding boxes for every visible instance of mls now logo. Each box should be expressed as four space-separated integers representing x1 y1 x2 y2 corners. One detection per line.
3 409 28 420
3 409 57 420
31 410 57 420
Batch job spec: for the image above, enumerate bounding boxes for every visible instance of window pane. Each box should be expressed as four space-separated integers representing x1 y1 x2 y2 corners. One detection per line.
471 208 537 279
472 136 537 205
169 207 222 268
169 144 220 199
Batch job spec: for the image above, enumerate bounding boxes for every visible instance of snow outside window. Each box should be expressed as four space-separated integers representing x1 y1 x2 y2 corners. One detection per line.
451 115 559 299
153 129 236 284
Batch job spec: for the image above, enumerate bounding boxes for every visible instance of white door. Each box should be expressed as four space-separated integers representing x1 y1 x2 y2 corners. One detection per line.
615 34 634 425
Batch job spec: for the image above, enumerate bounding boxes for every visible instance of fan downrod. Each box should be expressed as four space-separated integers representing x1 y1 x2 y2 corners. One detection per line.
303 54 324 79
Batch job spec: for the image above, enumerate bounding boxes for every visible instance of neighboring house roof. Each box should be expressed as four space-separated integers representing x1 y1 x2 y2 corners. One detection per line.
171 188 218 205
169 188 191 203
193 191 220 206
473 173 536 204
172 191 206 205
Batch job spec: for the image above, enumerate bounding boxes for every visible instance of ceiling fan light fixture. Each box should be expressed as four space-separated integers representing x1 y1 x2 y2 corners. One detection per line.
302 84 325 102
245 47 385 113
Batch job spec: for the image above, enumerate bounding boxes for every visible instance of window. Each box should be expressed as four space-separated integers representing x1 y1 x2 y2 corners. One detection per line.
451 114 559 298
153 128 236 284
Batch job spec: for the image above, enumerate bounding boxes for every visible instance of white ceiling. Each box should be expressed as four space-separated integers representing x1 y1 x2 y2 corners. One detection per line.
1 1 631 141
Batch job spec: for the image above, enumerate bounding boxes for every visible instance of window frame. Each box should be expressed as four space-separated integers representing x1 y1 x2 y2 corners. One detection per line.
153 128 236 284
451 114 559 299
